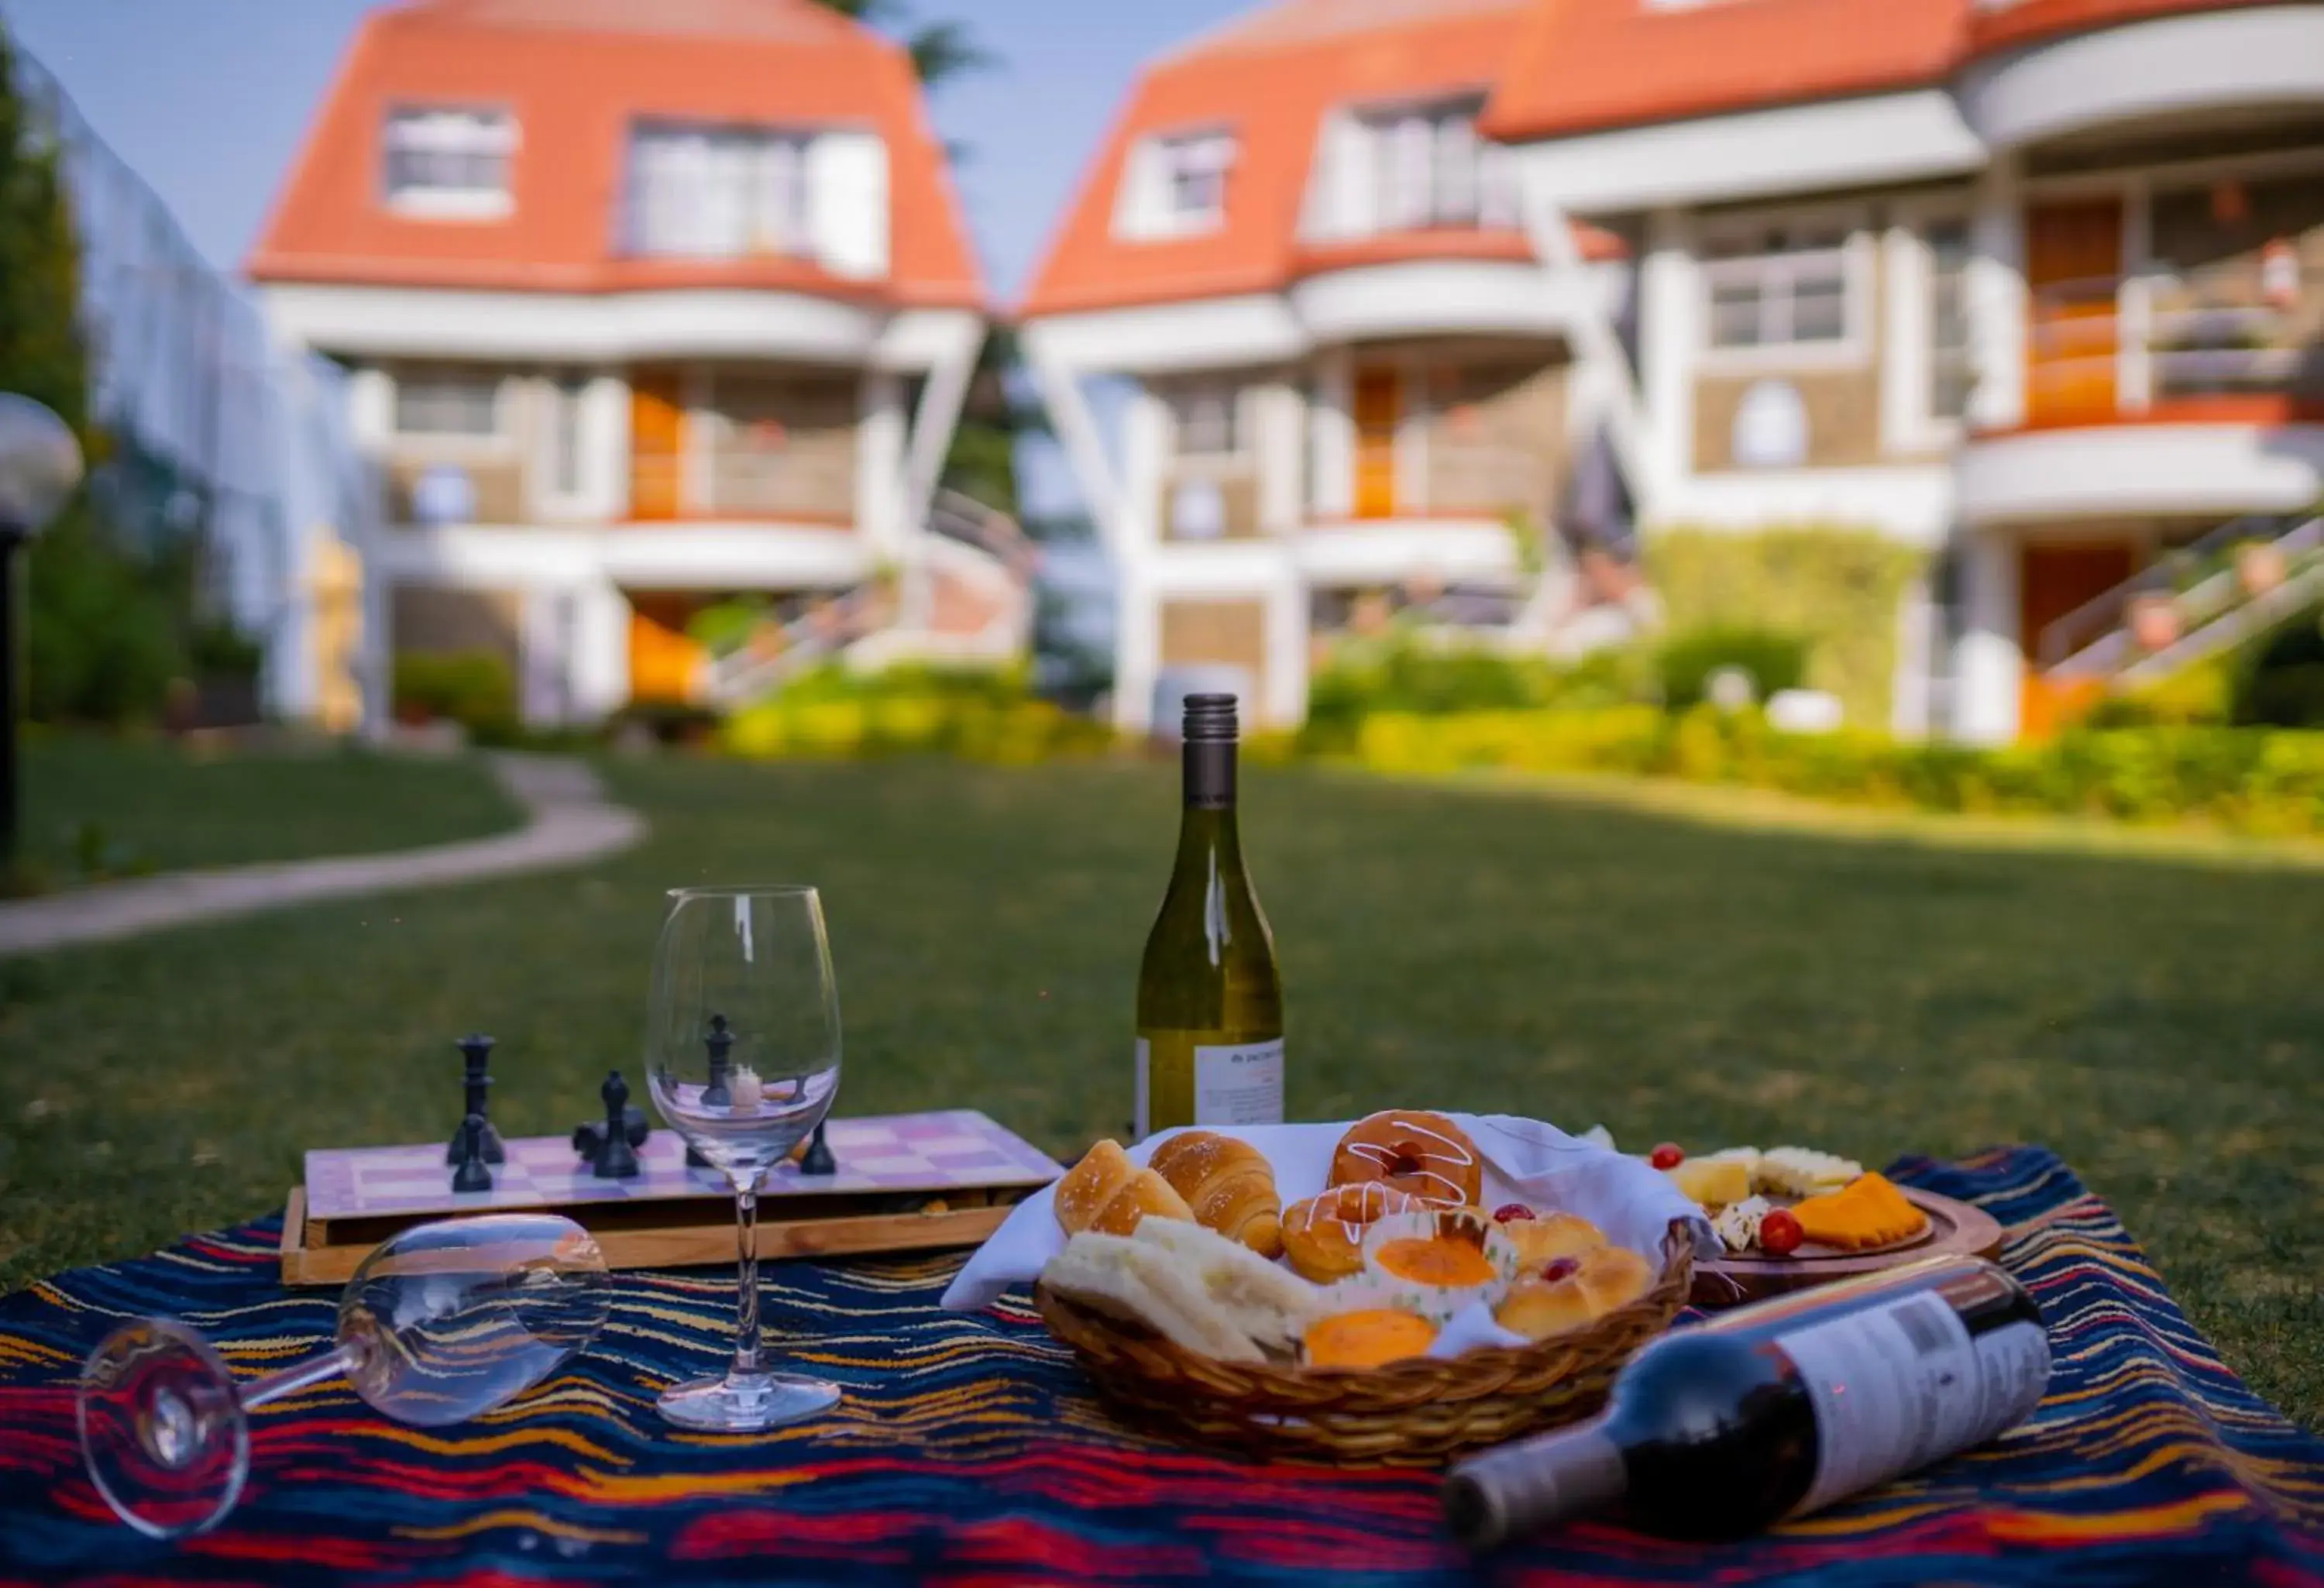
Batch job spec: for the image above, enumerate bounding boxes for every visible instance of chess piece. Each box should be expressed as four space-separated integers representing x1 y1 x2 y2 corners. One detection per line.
700 1014 734 1109
451 1113 494 1194
572 1084 649 1164
586 1071 641 1180
445 1034 506 1166
799 1120 836 1177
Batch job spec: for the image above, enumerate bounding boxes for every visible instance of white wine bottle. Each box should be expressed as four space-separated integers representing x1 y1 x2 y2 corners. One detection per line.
1133 693 1284 1139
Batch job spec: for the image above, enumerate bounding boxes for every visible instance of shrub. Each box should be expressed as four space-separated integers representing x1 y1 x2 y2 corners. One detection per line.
25 501 185 727
393 650 520 744
717 661 1112 764
2083 658 2235 729
1303 636 1653 754
1656 627 1809 710
2233 607 2324 728
186 620 265 680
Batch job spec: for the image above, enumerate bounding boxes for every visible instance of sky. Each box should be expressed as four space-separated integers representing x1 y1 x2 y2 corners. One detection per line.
0 0 1250 299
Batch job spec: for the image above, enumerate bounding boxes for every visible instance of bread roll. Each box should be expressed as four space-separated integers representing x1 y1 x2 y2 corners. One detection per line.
1148 1130 1283 1258
1054 1139 1195 1237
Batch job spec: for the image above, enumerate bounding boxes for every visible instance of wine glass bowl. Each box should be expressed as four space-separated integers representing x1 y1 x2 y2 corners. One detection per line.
78 1214 610 1539
645 885 844 1432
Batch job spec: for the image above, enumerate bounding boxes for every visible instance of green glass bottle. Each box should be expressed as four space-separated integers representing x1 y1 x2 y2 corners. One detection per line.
1133 693 1284 1139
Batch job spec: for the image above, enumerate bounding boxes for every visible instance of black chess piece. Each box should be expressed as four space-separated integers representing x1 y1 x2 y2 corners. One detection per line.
572 1087 649 1163
799 1120 836 1177
700 1014 734 1109
586 1071 642 1180
452 1112 494 1193
445 1034 506 1166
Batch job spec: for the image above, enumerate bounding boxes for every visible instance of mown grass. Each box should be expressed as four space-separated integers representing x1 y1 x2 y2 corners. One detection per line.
0 750 2316 1428
18 732 521 883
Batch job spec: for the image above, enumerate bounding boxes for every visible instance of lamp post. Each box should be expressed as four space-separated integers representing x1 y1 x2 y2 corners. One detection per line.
0 394 85 874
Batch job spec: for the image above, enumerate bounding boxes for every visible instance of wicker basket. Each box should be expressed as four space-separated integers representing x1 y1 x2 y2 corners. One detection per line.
1035 1220 1695 1466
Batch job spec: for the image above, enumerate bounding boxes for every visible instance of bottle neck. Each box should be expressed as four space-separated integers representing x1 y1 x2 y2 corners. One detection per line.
1442 1417 1628 1550
1182 737 1237 812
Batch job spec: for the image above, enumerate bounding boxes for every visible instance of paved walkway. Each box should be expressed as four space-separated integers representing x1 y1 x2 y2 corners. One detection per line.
0 753 645 958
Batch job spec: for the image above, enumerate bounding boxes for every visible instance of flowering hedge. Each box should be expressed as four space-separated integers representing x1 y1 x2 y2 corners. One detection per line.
1339 707 2324 837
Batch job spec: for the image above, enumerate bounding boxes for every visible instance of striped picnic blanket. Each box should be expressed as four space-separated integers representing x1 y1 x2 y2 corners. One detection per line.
0 1146 2319 1586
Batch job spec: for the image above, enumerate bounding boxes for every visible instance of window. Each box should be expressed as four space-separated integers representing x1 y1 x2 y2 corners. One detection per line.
1367 97 1511 231
1116 130 1235 239
394 371 500 438
626 121 813 259
1924 220 1973 421
383 108 515 217
550 376 586 497
1703 225 1855 351
1170 385 1240 459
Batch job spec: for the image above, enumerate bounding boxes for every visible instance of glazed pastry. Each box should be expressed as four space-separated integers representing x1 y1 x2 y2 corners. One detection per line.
1327 1109 1483 1206
1501 1211 1608 1271
1127 1216 1325 1353
1148 1130 1284 1258
1494 1246 1656 1341
1039 1232 1262 1363
1279 1182 1426 1283
1054 1139 1195 1237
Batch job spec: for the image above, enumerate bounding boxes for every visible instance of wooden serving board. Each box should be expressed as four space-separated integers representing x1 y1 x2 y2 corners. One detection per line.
1688 1187 2002 1308
280 1109 1062 1287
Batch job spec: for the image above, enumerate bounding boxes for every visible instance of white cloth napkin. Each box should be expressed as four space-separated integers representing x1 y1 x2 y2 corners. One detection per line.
939 1114 1717 1328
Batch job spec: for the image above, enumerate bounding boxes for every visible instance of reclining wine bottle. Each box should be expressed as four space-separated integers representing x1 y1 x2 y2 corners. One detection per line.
1444 1254 2050 1545
1133 693 1283 1139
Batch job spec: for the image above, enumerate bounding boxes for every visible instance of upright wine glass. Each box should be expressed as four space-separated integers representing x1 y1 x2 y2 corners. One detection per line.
79 1213 610 1539
645 884 843 1432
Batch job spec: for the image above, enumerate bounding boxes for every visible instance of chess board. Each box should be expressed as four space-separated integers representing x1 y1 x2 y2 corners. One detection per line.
282 1110 1062 1287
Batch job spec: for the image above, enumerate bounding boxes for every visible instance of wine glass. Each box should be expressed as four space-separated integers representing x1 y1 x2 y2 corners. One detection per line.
645 884 843 1432
78 1213 610 1540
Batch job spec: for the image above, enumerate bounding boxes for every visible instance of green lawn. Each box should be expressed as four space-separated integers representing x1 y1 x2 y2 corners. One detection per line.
1 753 2318 1429
17 732 522 883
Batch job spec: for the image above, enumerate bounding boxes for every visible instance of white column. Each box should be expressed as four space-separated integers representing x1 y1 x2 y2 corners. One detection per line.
902 333 979 526
1638 208 1697 514
1265 562 1308 729
569 579 631 720
857 372 907 558
1112 383 1171 733
519 585 576 726
1393 357 1428 516
2119 173 2153 415
1308 349 1353 520
1951 528 2021 744
1253 378 1305 534
1968 154 2027 432
1113 562 1160 734
1021 328 1125 553
583 372 628 521
1518 177 1653 517
1891 577 1934 739
1120 383 1168 551
346 366 394 455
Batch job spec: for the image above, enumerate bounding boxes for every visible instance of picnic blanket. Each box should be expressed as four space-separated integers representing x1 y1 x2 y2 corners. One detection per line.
0 1146 2319 1587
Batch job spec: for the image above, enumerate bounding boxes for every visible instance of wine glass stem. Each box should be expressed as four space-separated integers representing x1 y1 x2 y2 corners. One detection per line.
733 1180 764 1376
239 1346 357 1413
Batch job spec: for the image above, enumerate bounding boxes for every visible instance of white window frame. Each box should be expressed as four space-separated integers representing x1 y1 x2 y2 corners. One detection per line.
1116 127 1236 241
624 119 817 261
382 106 517 220
391 368 508 446
1696 205 1876 373
1166 382 1247 466
1882 197 1977 454
534 371 593 517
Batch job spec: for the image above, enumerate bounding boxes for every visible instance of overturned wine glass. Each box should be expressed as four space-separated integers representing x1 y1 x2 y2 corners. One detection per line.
78 1213 611 1540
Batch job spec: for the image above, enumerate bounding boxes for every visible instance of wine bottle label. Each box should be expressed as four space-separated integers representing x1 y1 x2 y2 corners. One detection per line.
1779 1292 2050 1517
1134 1034 1284 1139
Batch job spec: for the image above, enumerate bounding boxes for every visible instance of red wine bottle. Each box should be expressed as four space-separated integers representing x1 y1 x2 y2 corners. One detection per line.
1444 1255 2049 1546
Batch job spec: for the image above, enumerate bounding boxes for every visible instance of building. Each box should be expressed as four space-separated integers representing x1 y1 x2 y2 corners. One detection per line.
1031 0 2324 741
250 0 1021 727
1020 0 1648 735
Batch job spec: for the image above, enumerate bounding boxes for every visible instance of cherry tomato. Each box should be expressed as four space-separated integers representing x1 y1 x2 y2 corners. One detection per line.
1648 1142 1685 1170
1758 1208 1804 1256
1538 1256 1581 1283
1492 1203 1536 1223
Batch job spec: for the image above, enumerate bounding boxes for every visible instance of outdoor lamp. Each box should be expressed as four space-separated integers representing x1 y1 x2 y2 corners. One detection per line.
0 392 87 873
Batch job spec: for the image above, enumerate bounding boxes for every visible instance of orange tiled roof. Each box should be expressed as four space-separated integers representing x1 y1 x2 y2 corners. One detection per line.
1019 0 1627 320
1964 0 2274 56
1481 0 1968 145
247 0 983 309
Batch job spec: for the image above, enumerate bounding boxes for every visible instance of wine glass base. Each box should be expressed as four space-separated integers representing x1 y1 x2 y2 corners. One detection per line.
77 1318 249 1540
656 1370 840 1432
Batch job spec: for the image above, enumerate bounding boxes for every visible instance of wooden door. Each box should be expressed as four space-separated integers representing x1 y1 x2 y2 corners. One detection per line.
627 594 706 703
630 370 687 521
1352 366 1401 520
2019 541 2135 738
2025 200 2123 426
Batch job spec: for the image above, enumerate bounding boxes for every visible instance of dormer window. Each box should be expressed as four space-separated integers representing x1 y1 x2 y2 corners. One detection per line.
621 120 890 279
1116 129 1236 240
383 107 516 219
1305 95 1516 242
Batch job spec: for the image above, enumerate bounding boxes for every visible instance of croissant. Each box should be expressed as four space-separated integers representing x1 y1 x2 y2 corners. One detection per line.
1054 1139 1195 1237
1148 1130 1283 1259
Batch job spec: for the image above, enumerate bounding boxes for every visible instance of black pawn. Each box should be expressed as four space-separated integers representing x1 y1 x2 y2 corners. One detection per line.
799 1120 835 1177
700 1014 734 1109
452 1113 494 1194
445 1034 505 1165
590 1071 641 1180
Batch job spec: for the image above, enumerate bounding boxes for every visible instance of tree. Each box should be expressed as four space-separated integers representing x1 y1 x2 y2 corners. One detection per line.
811 0 993 90
0 25 88 438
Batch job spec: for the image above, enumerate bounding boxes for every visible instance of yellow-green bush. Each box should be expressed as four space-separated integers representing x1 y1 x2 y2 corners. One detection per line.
1332 706 2324 837
718 664 1115 765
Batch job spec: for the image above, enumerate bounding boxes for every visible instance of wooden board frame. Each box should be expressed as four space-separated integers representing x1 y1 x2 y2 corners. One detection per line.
1688 1187 2003 1308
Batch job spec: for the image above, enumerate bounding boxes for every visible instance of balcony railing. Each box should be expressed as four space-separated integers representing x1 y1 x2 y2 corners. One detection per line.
625 454 856 523
2025 264 2322 426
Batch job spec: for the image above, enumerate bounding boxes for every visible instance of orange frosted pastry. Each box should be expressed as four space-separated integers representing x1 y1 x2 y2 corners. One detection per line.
1790 1172 1927 1251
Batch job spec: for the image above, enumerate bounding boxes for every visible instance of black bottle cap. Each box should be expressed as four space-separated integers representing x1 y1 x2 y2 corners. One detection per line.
1182 693 1239 743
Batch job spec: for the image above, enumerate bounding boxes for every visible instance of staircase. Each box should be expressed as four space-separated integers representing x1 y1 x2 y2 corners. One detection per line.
2042 512 2324 693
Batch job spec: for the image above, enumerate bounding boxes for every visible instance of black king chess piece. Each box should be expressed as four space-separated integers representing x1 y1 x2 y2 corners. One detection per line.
451 1112 495 1194
573 1071 649 1177
686 1013 737 1168
579 1071 643 1180
445 1034 507 1166
799 1120 836 1177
